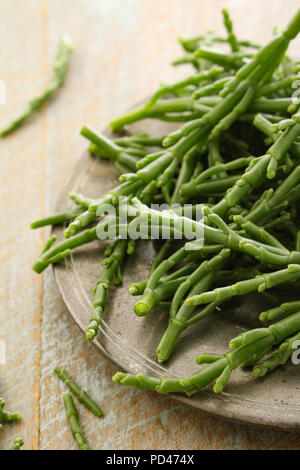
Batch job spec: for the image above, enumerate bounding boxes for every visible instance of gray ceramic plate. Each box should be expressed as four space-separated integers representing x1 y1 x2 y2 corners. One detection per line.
53 117 300 432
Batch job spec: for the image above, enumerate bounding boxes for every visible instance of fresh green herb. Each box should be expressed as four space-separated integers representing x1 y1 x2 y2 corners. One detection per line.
0 398 21 431
29 9 300 402
63 393 89 450
11 438 24 450
54 366 103 417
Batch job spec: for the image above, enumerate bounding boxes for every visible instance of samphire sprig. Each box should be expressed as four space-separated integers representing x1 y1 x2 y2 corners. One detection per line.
252 331 300 377
63 393 89 450
11 438 24 450
29 8 300 403
113 311 300 395
0 398 22 431
86 238 128 340
54 366 103 416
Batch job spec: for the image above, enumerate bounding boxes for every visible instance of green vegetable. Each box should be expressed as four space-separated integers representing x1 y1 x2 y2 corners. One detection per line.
31 207 84 229
11 438 24 450
113 311 300 395
146 66 223 108
63 393 89 450
30 192 94 229
54 366 103 417
252 331 300 376
233 214 286 250
64 166 142 238
0 398 21 431
156 249 231 362
178 32 260 54
134 247 187 316
222 8 239 52
0 36 73 138
130 199 300 265
86 239 128 339
213 122 300 218
259 301 300 322
186 265 300 307
194 48 251 69
28 9 300 403
32 226 99 273
83 127 138 172
163 15 300 147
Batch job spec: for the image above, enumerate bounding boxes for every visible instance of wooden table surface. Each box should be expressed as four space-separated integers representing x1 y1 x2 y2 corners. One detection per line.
1 0 300 450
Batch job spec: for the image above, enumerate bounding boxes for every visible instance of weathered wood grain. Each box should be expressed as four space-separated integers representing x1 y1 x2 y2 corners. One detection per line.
0 0 300 450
